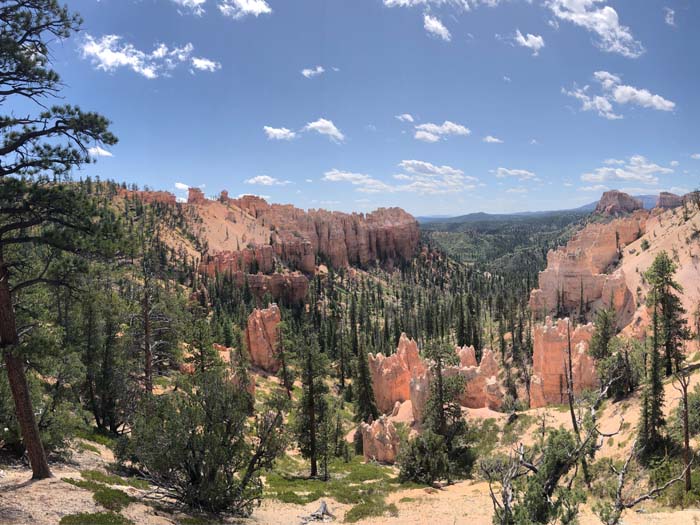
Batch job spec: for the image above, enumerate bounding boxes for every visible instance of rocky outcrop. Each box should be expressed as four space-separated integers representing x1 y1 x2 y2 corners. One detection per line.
226 195 420 270
360 417 400 464
117 189 177 205
187 187 206 204
656 192 683 209
245 305 282 373
529 213 646 325
529 317 597 408
595 190 643 216
200 247 275 275
369 334 427 414
411 347 503 423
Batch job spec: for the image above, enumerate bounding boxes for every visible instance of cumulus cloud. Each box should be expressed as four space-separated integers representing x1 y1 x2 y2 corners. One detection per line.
88 146 113 158
304 118 345 142
263 126 297 140
691 153 700 160
514 29 544 56
424 14 451 41
396 113 415 123
414 121 470 142
546 0 644 58
244 175 291 186
564 70 675 119
172 0 206 15
174 182 190 191
664 7 675 27
580 155 673 186
493 167 538 181
483 135 503 144
383 0 501 8
80 34 205 78
191 57 221 72
218 0 271 19
323 160 477 195
506 187 528 194
301 66 325 78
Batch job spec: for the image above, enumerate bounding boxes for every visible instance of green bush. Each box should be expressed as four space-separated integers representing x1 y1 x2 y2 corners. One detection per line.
397 430 449 485
59 512 133 525
119 369 286 516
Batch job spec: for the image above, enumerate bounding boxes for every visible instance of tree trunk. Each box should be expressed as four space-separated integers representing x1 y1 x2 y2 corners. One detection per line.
682 376 692 492
0 253 52 479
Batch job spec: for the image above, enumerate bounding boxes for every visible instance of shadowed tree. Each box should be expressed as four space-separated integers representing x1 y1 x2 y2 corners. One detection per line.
0 0 116 479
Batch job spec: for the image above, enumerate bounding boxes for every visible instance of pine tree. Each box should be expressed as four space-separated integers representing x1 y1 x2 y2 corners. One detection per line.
354 341 379 424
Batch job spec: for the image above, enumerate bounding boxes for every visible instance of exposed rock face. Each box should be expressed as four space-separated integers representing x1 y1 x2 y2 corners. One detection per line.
410 347 504 424
595 190 643 216
117 189 177 205
529 317 597 408
529 213 646 325
360 417 400 464
245 305 282 373
227 195 420 270
656 192 683 209
368 334 427 414
187 187 206 204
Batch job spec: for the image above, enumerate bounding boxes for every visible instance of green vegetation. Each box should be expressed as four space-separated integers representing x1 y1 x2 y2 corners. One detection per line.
62 478 134 512
59 513 133 525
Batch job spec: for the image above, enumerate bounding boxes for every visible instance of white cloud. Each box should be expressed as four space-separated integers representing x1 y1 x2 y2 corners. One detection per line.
414 121 470 142
88 146 113 158
191 57 221 72
174 182 190 191
396 113 415 123
384 0 471 8
80 34 196 79
323 160 477 195
546 0 644 58
218 0 271 19
172 0 206 15
493 167 537 181
301 66 325 78
506 187 528 194
691 153 700 160
581 155 673 186
564 71 675 119
670 160 679 167
263 126 297 141
503 75 512 82
664 7 675 27
322 170 391 193
483 135 503 144
514 29 544 56
580 184 609 192
244 175 291 186
424 14 451 41
304 118 345 143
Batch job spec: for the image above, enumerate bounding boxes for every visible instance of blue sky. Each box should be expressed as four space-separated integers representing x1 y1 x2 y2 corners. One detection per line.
38 0 700 215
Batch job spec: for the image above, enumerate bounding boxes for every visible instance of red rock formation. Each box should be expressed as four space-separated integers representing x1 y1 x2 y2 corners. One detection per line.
245 305 282 373
595 190 643 216
360 416 400 464
226 194 420 270
187 187 206 204
410 347 504 423
529 212 646 325
529 317 597 408
656 192 683 209
117 189 177 205
369 334 427 413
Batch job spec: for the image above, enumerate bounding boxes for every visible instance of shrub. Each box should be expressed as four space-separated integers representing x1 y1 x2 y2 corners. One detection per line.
397 430 449 485
120 369 286 516
59 513 133 525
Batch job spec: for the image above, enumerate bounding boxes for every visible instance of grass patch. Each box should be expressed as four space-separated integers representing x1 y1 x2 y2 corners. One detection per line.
62 477 135 512
398 496 416 503
344 491 398 523
59 512 133 525
81 469 149 490
75 441 100 454
75 429 118 450
266 455 407 521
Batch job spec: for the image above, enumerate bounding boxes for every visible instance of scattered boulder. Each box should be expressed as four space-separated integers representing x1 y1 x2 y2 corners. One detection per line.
245 304 282 373
360 416 400 464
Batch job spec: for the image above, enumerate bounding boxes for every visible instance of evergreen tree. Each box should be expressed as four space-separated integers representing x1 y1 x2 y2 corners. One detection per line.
354 341 379 424
590 307 616 360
